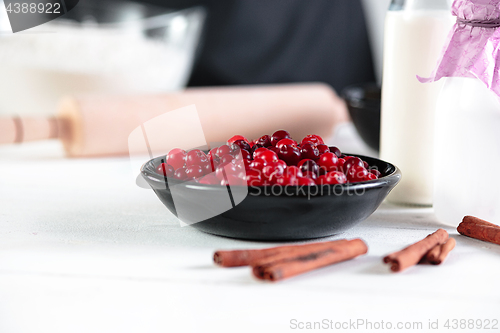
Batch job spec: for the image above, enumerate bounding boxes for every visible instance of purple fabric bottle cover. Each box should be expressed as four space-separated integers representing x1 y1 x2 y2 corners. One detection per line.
418 0 500 97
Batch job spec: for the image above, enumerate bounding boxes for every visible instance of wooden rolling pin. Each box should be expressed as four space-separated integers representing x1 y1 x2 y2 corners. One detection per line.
0 83 348 157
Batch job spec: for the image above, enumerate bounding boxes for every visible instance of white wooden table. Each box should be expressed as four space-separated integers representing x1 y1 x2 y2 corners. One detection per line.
1 124 499 333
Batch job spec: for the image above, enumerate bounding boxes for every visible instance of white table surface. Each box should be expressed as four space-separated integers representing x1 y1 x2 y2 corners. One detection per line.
1 124 499 333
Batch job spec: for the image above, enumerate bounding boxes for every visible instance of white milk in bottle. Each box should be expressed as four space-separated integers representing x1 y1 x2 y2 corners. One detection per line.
418 0 500 226
380 0 454 205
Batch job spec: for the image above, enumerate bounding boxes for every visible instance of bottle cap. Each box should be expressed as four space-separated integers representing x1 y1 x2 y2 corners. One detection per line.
418 0 500 97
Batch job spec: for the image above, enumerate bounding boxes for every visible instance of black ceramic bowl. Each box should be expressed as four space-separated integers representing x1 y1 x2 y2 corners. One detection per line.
141 153 400 241
342 83 381 151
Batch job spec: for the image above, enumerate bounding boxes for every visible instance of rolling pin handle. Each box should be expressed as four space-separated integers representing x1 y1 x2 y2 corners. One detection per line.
0 116 61 144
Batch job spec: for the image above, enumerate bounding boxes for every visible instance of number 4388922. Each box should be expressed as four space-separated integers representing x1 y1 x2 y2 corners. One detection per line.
444 319 498 330
5 2 61 14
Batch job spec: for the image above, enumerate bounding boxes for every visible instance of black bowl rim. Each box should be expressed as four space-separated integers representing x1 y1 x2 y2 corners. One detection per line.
140 152 401 196
341 83 381 109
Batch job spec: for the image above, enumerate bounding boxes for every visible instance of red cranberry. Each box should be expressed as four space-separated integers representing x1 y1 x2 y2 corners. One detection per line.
268 173 280 184
276 138 297 149
185 165 204 180
285 165 303 178
230 148 242 158
330 146 342 157
278 144 301 165
325 171 347 184
243 159 252 169
337 158 346 172
262 161 286 180
271 130 292 146
251 144 264 154
318 152 339 174
297 177 316 186
174 167 188 180
370 169 381 178
261 165 275 180
228 135 249 145
253 148 278 163
246 169 265 186
300 142 320 160
199 174 219 185
256 135 272 147
302 171 318 180
363 161 369 169
275 159 287 170
209 153 220 171
232 157 246 172
297 159 319 177
344 157 364 175
215 163 239 180
156 163 175 177
186 149 209 167
316 175 327 185
202 161 212 174
216 145 233 157
218 154 235 168
364 173 378 181
240 149 252 160
267 146 280 155
237 169 248 179
275 175 299 186
346 165 368 183
301 134 324 146
249 159 268 171
246 168 262 178
231 139 251 152
208 148 217 160
167 148 186 170
316 144 330 155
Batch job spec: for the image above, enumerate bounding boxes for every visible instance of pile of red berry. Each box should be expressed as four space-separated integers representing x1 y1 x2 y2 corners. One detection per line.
155 130 381 186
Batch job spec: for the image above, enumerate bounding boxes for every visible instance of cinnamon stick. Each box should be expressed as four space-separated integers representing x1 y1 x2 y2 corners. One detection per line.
422 243 441 264
214 239 349 267
462 215 500 228
458 219 500 246
251 239 368 281
383 229 449 272
424 238 456 265
433 238 456 264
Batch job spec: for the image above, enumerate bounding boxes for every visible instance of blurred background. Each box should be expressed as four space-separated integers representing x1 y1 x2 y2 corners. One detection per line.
0 0 205 116
139 0 388 90
0 0 390 113
138 0 391 90
0 0 391 153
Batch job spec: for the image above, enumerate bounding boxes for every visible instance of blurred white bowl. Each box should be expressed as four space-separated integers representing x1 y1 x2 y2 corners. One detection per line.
0 0 205 116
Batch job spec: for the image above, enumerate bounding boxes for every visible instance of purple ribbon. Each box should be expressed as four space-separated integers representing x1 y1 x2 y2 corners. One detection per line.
456 17 500 28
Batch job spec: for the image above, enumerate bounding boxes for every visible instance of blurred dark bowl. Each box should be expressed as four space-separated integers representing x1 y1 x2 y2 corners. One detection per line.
342 83 381 151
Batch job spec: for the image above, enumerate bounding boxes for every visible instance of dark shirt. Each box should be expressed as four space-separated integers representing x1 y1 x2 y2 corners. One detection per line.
141 0 375 92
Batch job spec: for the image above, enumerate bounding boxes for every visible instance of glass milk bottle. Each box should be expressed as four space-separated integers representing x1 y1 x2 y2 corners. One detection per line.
419 0 500 226
380 0 454 205
434 78 500 225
